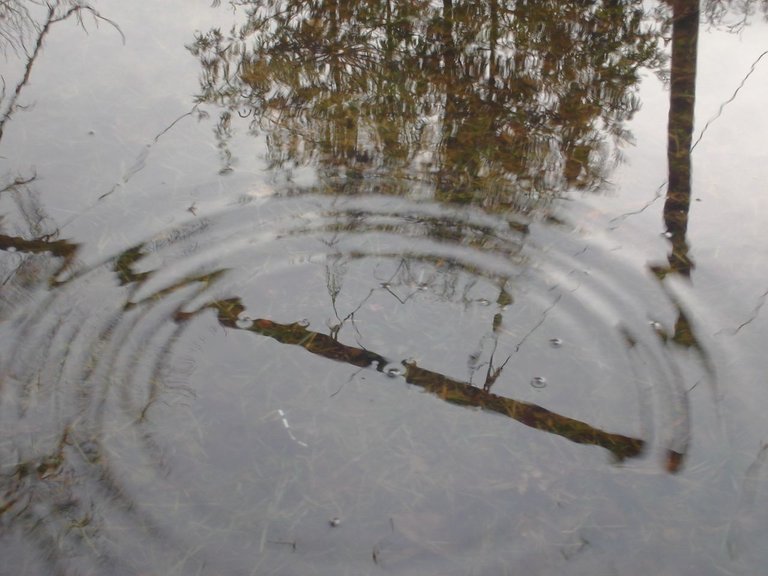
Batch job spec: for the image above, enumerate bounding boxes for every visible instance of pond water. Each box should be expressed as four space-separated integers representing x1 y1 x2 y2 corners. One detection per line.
1 1 767 574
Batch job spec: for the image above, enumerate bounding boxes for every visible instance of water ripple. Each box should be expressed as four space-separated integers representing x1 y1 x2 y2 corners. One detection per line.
0 193 710 574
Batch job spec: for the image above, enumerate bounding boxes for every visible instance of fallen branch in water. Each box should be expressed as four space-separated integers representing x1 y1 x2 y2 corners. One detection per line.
194 298 646 463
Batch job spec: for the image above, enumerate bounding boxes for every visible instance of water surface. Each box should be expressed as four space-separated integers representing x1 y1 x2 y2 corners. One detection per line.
1 1 768 574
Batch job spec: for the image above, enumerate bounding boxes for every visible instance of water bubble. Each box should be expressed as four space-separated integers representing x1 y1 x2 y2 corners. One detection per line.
384 364 404 378
549 338 563 348
477 298 491 306
297 318 310 327
530 376 547 388
380 282 391 289
662 230 673 239
235 316 253 329
329 517 341 527
417 283 429 291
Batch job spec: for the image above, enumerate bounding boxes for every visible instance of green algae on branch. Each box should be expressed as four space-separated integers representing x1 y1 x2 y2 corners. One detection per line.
205 298 645 463
402 361 645 461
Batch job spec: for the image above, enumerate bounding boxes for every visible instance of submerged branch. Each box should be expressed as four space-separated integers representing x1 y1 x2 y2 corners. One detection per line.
205 298 645 462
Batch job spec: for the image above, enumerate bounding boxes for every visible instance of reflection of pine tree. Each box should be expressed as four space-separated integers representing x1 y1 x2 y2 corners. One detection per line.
189 0 666 208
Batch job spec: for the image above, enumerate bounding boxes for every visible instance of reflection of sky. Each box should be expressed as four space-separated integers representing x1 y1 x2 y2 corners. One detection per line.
1 0 263 231
2 0 765 454
694 22 768 256
604 17 768 261
580 15 768 465
691 21 768 466
3 3 768 573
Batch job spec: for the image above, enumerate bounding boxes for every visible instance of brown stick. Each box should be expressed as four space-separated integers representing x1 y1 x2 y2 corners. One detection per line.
207 298 645 461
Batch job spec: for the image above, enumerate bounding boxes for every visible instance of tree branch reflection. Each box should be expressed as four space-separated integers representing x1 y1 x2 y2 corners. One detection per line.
0 1 123 140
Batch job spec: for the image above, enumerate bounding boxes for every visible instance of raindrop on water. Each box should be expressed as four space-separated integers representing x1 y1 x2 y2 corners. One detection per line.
549 338 563 348
530 376 547 388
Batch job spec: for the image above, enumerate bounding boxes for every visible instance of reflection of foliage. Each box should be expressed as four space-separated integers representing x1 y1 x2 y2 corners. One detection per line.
0 0 38 56
0 175 79 296
0 0 123 140
189 0 666 207
0 0 122 55
703 0 768 31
